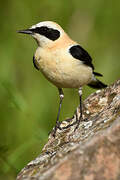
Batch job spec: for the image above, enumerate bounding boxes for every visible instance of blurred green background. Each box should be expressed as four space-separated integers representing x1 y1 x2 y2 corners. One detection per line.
0 0 120 179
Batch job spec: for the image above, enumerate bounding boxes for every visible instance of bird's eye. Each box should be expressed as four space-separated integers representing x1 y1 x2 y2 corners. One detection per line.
41 26 48 31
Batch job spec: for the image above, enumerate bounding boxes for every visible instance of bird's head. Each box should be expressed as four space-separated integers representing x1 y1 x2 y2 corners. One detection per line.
18 21 65 48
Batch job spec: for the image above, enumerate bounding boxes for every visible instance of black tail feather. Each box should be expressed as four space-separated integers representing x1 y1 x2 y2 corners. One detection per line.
88 79 107 89
93 72 103 77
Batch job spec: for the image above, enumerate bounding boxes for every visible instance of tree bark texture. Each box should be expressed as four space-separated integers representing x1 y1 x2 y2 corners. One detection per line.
17 79 120 180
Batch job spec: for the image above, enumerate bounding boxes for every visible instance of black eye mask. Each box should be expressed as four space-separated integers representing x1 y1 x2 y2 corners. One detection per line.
31 26 60 41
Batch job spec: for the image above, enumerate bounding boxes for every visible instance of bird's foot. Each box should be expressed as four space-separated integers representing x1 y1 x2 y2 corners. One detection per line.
61 121 76 129
65 115 74 122
61 114 82 131
49 114 82 137
50 121 62 138
74 119 80 131
59 115 76 130
74 112 83 131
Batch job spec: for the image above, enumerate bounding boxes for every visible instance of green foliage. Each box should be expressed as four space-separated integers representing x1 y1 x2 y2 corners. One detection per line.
0 0 119 179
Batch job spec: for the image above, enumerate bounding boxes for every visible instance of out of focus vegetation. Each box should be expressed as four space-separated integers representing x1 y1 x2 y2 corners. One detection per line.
0 0 120 179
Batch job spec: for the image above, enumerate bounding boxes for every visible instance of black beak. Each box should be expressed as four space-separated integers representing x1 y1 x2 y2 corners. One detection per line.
17 29 33 35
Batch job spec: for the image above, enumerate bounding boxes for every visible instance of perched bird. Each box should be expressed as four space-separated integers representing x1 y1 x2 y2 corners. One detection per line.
18 21 107 137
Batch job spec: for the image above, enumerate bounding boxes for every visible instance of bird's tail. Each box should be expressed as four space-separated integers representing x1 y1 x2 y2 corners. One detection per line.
88 72 107 89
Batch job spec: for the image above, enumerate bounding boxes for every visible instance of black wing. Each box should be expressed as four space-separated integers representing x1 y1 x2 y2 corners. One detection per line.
69 45 94 70
33 56 39 70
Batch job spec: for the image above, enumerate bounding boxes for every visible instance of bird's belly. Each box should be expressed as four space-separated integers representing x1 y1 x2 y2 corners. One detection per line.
38 57 92 88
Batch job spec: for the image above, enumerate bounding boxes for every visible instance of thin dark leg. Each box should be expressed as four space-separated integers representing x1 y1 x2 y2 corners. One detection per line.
74 87 83 131
61 87 83 130
52 88 64 137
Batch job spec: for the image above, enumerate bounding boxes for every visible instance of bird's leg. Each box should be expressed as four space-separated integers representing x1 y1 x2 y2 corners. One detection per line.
60 88 83 130
74 87 83 131
62 87 83 130
52 88 64 137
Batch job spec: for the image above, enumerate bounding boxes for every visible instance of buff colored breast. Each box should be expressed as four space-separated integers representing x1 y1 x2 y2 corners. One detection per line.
34 46 93 88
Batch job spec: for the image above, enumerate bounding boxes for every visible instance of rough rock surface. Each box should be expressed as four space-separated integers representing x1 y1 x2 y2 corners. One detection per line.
17 79 120 180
